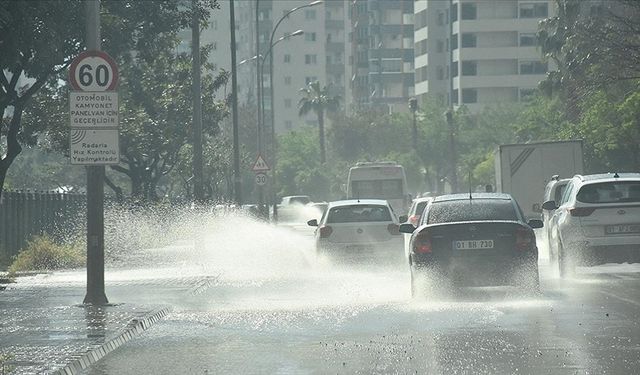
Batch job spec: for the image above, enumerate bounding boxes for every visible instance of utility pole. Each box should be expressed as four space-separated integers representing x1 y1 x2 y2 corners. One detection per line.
445 109 458 193
192 0 204 202
409 97 418 153
255 0 266 218
83 0 108 306
230 0 242 205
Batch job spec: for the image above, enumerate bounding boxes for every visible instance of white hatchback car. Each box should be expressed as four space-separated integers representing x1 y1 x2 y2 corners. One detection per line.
543 173 640 277
541 176 570 251
307 199 405 263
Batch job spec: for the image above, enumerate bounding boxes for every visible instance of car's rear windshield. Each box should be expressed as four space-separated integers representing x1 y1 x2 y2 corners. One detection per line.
327 205 392 223
427 199 518 224
289 196 311 205
576 181 640 203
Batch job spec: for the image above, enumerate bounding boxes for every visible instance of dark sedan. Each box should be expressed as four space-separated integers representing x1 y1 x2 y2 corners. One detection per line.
399 193 542 298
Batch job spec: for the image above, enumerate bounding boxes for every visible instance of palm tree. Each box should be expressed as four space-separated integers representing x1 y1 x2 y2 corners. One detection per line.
298 81 340 163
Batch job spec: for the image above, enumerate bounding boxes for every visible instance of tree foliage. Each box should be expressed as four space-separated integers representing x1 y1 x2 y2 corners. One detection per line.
298 81 340 164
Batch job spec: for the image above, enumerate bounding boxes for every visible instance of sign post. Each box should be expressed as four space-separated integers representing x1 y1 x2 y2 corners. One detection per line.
252 155 270 218
72 0 118 305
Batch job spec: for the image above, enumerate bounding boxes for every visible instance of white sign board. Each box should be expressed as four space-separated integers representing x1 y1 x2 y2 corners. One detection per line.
70 91 118 129
70 129 120 165
255 172 267 186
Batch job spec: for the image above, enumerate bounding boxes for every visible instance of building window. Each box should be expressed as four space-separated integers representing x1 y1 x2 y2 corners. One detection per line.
519 88 536 102
461 61 477 76
437 40 444 53
452 89 459 105
461 33 476 48
519 33 537 47
284 76 292 85
520 60 548 74
437 11 444 26
285 120 293 130
462 88 478 104
284 98 292 108
451 3 458 22
284 54 291 63
305 32 317 42
305 9 316 20
451 34 458 50
461 3 477 20
519 3 548 18
452 61 458 78
437 66 444 80
305 54 317 64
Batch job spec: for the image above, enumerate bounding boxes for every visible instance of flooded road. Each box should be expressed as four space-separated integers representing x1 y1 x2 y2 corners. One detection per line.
70 214 639 374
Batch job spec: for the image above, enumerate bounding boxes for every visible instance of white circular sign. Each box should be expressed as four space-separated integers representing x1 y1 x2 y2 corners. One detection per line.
255 172 267 186
69 51 118 91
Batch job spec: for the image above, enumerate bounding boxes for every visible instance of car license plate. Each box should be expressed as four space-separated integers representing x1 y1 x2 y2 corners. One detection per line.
453 240 494 250
605 224 640 234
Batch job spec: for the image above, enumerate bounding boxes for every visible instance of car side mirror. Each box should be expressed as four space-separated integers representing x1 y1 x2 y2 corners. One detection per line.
307 219 318 227
541 200 557 211
399 223 415 234
528 219 543 229
399 215 408 223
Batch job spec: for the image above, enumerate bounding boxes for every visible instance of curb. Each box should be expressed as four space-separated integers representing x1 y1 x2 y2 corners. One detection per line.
53 307 171 375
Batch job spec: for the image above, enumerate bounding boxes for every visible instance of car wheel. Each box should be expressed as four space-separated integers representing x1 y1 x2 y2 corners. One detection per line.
558 241 575 278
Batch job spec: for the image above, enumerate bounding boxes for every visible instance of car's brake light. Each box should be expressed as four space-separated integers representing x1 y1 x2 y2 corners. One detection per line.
515 227 534 251
387 223 400 235
569 207 596 217
414 232 432 254
319 225 333 238
408 215 420 226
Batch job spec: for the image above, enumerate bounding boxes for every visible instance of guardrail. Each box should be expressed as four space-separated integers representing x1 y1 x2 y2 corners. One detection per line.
0 191 86 262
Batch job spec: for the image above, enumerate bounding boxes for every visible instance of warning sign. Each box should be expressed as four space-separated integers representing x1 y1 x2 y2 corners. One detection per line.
252 155 270 172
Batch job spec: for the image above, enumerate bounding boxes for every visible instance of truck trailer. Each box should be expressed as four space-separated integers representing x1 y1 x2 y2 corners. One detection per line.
494 140 584 220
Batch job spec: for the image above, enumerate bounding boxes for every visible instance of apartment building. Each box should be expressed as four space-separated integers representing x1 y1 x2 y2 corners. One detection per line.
414 0 555 112
350 0 415 113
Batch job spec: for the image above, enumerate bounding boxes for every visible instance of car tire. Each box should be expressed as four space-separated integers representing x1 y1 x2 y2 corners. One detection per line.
558 241 575 278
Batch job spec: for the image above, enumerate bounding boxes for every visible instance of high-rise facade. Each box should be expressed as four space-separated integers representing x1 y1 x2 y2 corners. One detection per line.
350 0 415 113
414 0 555 112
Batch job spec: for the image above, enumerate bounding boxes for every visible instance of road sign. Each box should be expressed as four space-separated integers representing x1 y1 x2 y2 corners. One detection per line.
70 91 118 129
255 172 267 186
69 50 119 92
70 129 119 165
252 154 270 172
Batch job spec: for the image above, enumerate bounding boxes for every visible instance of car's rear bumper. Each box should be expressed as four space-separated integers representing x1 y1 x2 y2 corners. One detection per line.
567 243 640 265
317 239 404 263
411 252 538 286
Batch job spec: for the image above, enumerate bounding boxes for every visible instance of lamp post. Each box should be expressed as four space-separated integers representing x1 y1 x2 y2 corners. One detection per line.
265 0 322 222
445 109 458 193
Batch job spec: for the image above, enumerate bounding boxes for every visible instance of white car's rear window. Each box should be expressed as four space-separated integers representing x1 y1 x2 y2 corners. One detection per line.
576 181 640 203
327 205 391 223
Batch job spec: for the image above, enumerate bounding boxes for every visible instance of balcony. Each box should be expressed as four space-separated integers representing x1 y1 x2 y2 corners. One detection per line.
453 74 546 90
454 46 542 61
453 18 540 34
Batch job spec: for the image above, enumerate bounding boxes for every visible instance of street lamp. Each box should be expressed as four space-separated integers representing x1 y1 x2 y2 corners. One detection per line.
264 0 323 222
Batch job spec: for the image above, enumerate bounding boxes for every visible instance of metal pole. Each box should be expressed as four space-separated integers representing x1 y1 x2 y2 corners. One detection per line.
269 42 277 222
83 0 108 306
230 0 242 206
192 0 204 202
256 0 265 218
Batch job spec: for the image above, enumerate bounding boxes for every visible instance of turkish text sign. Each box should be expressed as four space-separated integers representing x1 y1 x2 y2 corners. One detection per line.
70 129 120 165
70 91 118 129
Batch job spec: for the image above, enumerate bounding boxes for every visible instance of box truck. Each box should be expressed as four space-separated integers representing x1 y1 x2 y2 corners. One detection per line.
494 140 584 220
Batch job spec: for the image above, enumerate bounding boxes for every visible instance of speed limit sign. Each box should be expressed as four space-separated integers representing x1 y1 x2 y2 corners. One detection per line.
69 50 118 91
255 172 267 186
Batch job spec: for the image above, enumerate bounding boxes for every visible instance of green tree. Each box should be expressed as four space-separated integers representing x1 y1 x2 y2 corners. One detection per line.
0 0 218 200
298 81 340 164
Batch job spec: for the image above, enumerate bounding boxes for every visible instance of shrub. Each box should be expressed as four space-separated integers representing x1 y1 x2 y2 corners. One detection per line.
8 235 85 275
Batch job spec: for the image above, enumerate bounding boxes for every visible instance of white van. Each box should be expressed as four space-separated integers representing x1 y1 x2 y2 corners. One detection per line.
346 161 411 215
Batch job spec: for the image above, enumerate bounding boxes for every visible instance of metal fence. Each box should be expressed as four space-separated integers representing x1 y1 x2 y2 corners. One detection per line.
0 191 86 261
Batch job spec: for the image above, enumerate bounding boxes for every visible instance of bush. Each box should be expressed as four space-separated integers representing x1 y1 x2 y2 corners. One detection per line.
8 235 85 275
